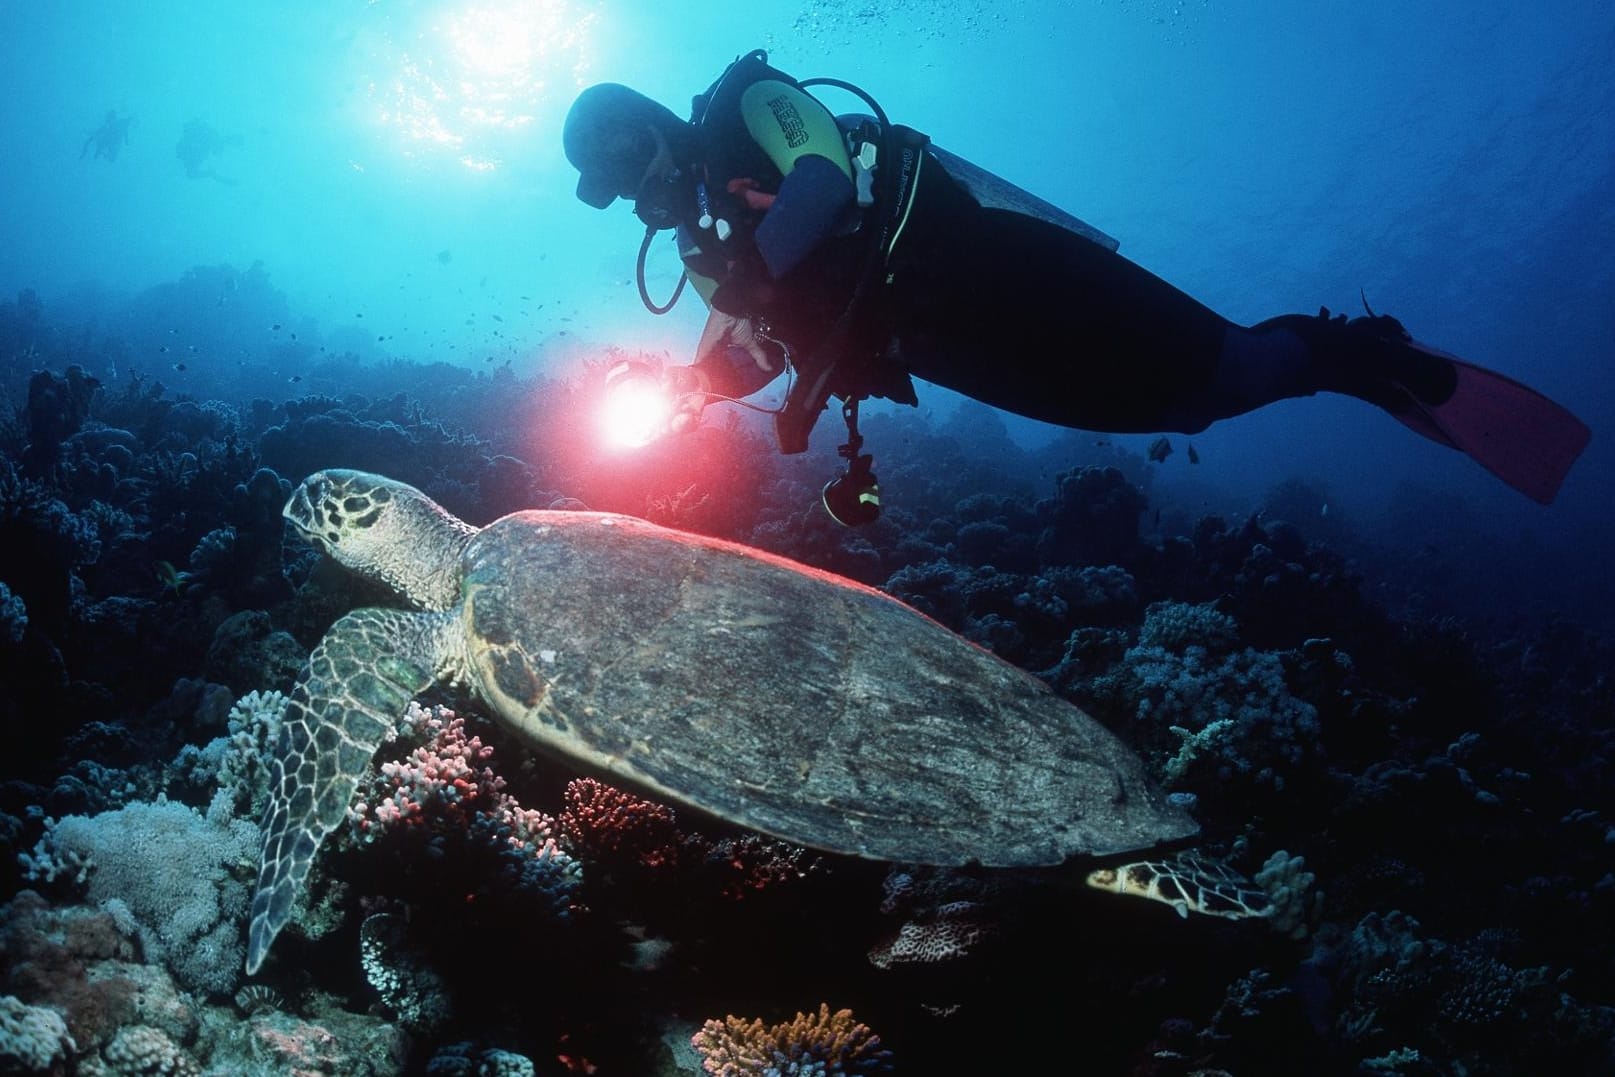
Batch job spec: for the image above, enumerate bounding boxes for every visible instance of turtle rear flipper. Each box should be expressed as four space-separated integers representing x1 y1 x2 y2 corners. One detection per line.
247 607 460 974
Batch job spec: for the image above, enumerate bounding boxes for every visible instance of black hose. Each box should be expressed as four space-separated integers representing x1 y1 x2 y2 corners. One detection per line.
636 227 687 315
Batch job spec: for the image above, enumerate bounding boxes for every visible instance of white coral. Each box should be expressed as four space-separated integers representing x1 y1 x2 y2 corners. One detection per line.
84 1024 198 1077
0 995 75 1073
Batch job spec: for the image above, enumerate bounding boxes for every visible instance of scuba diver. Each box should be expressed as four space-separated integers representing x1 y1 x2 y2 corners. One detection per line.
175 119 241 184
81 110 133 162
563 50 1590 524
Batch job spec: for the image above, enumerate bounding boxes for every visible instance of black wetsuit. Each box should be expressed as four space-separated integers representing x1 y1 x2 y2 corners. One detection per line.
884 154 1394 434
682 56 1422 441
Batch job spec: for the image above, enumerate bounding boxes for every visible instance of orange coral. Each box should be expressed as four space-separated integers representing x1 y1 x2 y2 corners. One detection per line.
692 1002 892 1075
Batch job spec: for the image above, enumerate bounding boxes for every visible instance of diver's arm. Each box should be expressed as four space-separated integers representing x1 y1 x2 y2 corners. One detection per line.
753 155 857 278
665 311 786 434
665 237 784 434
676 221 782 396
736 80 856 280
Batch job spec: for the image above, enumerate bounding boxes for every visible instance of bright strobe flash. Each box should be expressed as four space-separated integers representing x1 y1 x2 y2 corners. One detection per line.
599 360 673 449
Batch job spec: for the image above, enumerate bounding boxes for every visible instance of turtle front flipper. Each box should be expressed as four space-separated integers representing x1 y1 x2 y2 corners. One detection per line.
246 607 461 974
1085 850 1274 922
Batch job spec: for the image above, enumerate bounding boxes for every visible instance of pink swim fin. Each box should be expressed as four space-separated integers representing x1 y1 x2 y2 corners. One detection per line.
1387 340 1591 505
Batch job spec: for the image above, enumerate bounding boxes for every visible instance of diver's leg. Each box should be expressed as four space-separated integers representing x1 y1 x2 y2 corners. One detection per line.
889 208 1234 433
889 207 1461 433
889 200 1585 500
1206 311 1459 419
1226 310 1589 504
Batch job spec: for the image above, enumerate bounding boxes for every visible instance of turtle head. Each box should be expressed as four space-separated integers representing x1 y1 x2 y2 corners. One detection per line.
285 469 478 610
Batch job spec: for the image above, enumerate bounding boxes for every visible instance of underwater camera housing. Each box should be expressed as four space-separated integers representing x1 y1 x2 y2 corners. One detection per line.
822 454 881 527
821 398 881 526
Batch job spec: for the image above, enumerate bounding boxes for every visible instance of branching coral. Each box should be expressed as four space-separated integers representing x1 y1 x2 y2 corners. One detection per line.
554 773 815 902
692 1003 893 1076
558 776 682 872
1032 464 1147 567
1253 849 1322 940
1329 909 1588 1071
172 688 285 820
347 703 580 917
1083 601 1322 798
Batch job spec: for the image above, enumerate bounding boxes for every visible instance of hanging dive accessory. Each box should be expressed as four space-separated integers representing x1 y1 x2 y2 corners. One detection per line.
696 179 734 242
821 398 881 526
766 78 927 525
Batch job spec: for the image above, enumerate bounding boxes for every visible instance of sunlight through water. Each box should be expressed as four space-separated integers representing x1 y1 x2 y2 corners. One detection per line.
365 0 597 171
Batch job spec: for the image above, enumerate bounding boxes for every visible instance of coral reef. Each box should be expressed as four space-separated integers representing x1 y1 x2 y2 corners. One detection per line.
0 993 75 1074
346 703 581 920
18 799 258 997
0 281 1610 1074
558 776 683 872
1074 600 1324 804
79 1023 200 1077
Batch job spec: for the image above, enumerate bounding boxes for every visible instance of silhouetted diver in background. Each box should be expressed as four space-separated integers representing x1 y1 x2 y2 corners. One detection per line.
175 119 241 184
81 110 133 162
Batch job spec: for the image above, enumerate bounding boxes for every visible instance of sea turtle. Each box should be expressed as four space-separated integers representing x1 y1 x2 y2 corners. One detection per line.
247 469 1249 974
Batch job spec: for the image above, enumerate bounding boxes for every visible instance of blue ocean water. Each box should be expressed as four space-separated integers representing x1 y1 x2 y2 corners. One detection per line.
3 0 1615 1072
4 0 1611 619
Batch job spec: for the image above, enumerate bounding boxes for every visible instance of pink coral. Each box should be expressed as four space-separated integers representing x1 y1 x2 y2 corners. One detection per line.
343 705 581 917
348 705 557 855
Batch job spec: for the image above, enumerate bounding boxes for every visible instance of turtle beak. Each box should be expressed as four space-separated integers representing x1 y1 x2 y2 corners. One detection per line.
283 480 314 532
283 472 329 542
